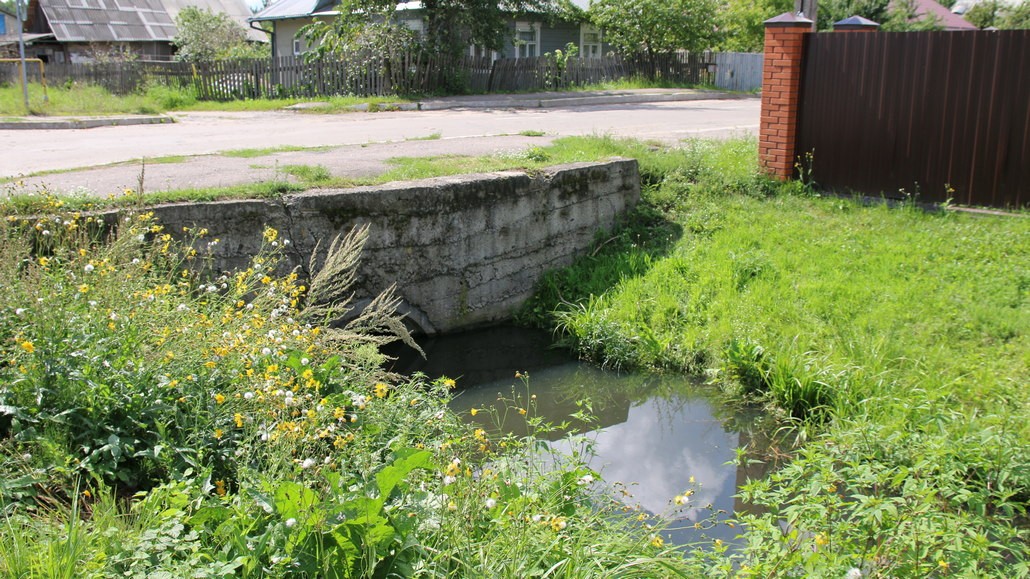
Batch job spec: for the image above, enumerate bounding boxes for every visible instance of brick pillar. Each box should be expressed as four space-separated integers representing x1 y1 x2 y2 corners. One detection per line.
759 13 812 181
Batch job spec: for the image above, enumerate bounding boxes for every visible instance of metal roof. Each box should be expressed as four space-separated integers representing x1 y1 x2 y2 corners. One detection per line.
160 0 265 40
39 0 177 42
249 0 337 21
38 0 264 43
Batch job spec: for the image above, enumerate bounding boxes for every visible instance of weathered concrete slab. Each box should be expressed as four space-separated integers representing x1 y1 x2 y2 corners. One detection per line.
124 159 640 333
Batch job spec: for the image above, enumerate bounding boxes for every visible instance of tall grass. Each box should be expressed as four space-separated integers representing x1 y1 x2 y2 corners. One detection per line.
0 83 412 116
0 201 700 576
520 137 1030 575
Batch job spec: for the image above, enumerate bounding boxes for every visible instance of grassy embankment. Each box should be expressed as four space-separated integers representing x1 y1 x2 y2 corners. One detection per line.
518 137 1029 576
0 83 412 116
0 134 1026 576
0 201 711 576
0 76 710 118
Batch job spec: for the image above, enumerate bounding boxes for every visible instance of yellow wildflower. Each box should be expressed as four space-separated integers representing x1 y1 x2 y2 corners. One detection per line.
470 408 479 416
20 341 34 354
214 428 223 439
214 393 226 404
234 413 244 428
374 382 389 398
215 480 226 497
442 378 456 389
651 536 664 548
263 227 278 243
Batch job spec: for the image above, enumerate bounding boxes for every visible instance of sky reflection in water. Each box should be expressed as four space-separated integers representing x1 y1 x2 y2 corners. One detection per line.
388 326 765 546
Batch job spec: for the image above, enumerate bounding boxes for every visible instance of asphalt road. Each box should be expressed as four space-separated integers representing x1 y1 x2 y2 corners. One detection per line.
1 96 759 196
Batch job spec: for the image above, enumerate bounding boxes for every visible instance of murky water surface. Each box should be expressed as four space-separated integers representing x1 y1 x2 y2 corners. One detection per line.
387 325 769 546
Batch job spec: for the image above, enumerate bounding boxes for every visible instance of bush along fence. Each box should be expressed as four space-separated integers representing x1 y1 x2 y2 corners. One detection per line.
1 50 720 100
759 13 1028 208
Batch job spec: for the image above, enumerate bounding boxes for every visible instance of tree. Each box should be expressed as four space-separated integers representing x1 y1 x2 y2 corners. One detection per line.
305 0 571 59
589 0 721 78
998 1 1030 28
717 0 794 53
966 0 1030 29
881 0 943 29
816 0 890 30
172 7 267 62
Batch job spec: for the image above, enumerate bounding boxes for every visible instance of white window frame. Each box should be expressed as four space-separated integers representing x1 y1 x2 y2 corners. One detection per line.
580 24 602 59
468 45 499 60
514 21 539 59
292 38 304 56
400 17 424 36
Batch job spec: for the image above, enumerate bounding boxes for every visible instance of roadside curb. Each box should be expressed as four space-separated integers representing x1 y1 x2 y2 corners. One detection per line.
287 90 754 113
0 115 174 130
417 91 749 111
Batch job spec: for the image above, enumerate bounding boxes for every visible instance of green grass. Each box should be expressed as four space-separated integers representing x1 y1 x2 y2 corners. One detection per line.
518 130 547 137
516 137 1029 575
222 145 333 158
406 132 442 141
0 83 413 116
0 214 700 577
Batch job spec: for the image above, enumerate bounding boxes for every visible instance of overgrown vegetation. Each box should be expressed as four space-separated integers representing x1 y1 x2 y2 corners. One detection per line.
2 135 1027 575
0 83 412 117
519 136 1029 576
0 201 706 576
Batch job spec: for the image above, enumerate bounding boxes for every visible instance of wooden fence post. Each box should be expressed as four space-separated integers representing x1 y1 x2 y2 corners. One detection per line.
759 12 812 180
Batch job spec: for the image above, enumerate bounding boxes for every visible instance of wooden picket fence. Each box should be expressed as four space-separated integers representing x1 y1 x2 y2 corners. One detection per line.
3 50 715 100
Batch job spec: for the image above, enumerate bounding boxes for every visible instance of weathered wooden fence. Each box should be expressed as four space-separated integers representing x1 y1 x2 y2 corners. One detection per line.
714 52 762 92
1 50 715 100
796 30 1028 207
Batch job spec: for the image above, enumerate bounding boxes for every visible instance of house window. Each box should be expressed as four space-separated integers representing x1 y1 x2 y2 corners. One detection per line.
515 21 539 59
293 38 304 56
468 45 498 60
580 25 602 59
400 17 423 36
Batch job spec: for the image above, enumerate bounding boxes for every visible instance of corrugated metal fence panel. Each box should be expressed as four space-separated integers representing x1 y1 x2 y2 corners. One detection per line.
796 30 1028 208
714 52 763 92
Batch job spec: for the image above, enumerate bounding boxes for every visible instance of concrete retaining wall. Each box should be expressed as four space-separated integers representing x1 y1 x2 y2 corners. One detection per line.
140 158 639 334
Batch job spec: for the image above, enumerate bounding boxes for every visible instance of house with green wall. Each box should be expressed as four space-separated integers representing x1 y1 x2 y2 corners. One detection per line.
249 0 608 61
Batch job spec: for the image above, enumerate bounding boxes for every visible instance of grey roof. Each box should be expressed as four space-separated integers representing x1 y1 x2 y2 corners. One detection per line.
40 0 177 42
38 0 264 43
160 0 265 40
250 0 337 21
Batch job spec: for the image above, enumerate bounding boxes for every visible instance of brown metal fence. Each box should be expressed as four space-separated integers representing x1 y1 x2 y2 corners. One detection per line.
1 50 713 100
796 30 1028 208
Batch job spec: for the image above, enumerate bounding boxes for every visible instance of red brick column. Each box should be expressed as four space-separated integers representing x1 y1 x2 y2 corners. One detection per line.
759 13 812 180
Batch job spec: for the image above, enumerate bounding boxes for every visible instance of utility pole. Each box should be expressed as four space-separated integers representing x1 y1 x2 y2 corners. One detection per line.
795 0 818 31
16 0 30 113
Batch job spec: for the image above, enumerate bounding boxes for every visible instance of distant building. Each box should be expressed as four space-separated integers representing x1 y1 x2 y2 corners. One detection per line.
249 0 607 61
16 0 264 63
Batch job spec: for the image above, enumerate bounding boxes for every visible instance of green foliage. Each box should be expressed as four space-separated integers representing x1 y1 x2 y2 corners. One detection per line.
0 197 701 576
716 0 794 53
819 0 891 30
518 136 1029 575
173 6 268 62
734 415 1029 576
590 0 721 69
965 0 1030 29
882 0 944 30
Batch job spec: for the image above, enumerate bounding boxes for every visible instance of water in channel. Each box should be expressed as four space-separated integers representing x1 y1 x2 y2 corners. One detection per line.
386 325 770 547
